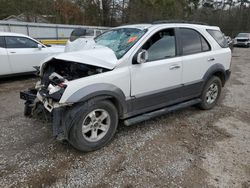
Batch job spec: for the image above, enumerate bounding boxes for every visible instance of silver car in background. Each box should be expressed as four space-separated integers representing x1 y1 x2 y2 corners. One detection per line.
234 33 250 47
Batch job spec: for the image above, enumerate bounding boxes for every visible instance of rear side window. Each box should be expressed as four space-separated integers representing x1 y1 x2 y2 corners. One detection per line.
180 28 210 55
207 29 228 48
201 37 210 51
0 36 5 48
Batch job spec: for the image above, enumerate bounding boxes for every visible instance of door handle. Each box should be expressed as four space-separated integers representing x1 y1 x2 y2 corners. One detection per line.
169 64 181 70
10 51 16 54
208 57 215 62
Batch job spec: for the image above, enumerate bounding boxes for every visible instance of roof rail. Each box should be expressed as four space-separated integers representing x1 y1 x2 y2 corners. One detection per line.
152 20 209 25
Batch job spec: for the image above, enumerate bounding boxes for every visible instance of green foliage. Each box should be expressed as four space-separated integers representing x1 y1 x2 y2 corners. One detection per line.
0 0 54 20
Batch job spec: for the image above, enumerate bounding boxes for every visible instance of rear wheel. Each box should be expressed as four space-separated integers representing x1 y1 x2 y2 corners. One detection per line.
199 76 222 110
69 100 118 152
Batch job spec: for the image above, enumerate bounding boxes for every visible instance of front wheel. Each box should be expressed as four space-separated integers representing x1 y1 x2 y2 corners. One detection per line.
199 76 222 110
69 100 118 152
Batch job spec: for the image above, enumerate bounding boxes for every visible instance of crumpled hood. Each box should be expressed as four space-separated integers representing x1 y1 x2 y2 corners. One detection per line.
42 44 118 70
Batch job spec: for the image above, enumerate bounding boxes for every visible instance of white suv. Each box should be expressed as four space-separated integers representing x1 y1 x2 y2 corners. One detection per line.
20 22 231 152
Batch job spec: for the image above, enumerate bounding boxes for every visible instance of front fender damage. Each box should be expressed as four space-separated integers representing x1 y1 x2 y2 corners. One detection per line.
20 58 111 141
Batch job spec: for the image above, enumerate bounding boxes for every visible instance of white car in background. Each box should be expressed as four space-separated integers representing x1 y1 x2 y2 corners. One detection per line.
0 32 64 77
65 28 105 52
233 33 250 47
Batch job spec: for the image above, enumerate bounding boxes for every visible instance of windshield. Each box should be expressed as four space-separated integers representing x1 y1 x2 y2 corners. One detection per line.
94 28 146 59
237 33 249 37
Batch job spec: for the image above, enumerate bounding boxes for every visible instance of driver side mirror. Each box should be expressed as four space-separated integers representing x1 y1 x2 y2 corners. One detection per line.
137 50 148 64
38 44 43 50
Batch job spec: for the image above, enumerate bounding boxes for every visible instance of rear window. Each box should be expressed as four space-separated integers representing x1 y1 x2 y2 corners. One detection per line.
0 36 5 48
207 29 228 48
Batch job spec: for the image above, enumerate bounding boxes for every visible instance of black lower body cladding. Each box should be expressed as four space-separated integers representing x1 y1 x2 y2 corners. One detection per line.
52 107 65 137
225 70 231 82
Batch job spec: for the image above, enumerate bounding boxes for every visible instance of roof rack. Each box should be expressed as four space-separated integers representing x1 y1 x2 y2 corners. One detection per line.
152 20 209 25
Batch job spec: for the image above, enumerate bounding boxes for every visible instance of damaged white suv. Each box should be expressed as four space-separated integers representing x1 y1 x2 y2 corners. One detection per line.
20 22 231 152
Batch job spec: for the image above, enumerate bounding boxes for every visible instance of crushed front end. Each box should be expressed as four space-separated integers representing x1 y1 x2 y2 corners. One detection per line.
20 58 109 140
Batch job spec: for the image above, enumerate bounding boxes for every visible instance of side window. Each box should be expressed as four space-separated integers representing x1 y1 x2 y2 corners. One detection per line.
207 29 228 48
85 29 94 36
5 36 38 48
180 28 210 55
201 36 210 51
142 29 176 62
0 36 6 48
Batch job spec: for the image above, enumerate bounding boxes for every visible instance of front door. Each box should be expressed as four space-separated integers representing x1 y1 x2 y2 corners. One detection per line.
130 28 183 112
5 36 49 74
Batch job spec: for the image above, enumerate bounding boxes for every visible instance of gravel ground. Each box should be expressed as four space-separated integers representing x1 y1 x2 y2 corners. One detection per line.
0 48 250 188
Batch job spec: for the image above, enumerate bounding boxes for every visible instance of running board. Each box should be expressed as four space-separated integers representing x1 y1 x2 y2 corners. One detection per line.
124 98 201 126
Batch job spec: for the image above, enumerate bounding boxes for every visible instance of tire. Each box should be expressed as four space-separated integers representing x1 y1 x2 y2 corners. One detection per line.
198 76 222 110
69 99 118 152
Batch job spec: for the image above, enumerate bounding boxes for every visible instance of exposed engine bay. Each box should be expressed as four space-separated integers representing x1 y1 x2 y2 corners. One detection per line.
40 58 109 88
33 58 110 105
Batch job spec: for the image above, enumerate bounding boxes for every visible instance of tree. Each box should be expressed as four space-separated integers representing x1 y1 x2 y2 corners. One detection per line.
0 0 250 36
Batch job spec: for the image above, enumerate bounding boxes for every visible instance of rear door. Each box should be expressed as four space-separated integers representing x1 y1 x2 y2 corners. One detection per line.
5 36 50 74
206 29 232 71
179 28 212 98
0 36 12 76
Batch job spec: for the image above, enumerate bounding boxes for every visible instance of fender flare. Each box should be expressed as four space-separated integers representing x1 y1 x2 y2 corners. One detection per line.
65 83 128 114
202 64 226 85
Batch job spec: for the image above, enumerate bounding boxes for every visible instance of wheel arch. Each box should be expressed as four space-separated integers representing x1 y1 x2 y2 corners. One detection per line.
203 64 226 86
65 83 128 117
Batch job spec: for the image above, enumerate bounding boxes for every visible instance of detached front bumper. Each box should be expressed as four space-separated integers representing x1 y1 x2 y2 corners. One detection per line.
20 89 68 140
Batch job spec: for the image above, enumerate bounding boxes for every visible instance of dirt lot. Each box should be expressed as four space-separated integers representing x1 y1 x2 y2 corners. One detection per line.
0 48 250 188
